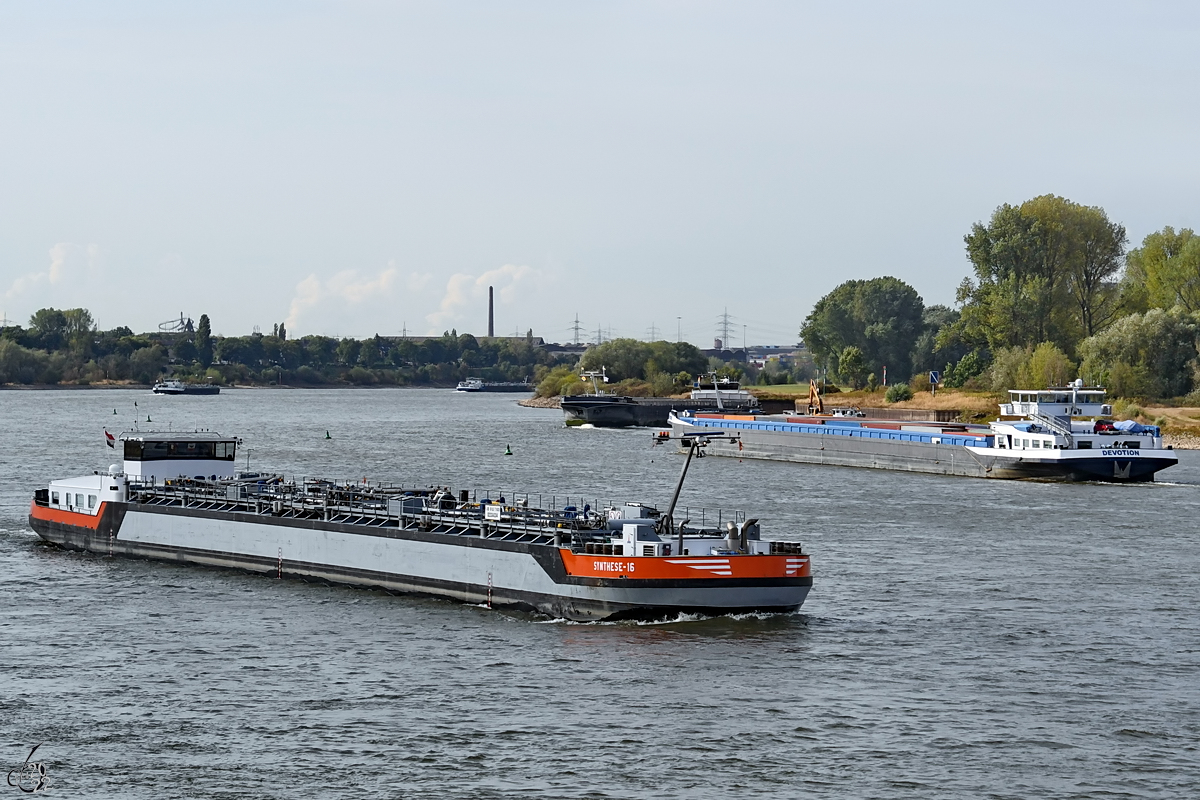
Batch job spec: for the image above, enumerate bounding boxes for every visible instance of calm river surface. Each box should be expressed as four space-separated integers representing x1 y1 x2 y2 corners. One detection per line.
2 388 1199 799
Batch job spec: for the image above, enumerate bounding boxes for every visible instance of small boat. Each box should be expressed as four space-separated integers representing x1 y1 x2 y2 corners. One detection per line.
670 380 1177 482
28 430 811 620
151 380 220 395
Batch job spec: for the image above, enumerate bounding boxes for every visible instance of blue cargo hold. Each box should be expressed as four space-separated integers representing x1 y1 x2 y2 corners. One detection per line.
686 417 994 447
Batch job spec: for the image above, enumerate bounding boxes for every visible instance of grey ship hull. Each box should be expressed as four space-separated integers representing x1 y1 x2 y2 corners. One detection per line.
29 502 810 621
672 420 1177 482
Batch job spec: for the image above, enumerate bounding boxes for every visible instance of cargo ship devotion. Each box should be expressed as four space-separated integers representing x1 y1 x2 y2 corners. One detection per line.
670 381 1177 482
29 430 811 620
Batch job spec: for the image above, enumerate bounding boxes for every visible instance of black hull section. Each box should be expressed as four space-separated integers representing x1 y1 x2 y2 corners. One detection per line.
987 455 1168 482
563 396 757 428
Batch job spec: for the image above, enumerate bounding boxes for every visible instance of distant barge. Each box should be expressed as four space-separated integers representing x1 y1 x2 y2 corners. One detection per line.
562 374 759 428
670 382 1177 482
30 431 810 620
152 380 219 395
456 379 532 393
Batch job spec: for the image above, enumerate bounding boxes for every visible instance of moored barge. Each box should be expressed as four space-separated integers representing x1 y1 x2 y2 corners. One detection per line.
29 431 810 620
562 372 760 428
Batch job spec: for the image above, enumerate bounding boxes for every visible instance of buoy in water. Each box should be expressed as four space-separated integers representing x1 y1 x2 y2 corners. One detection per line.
113 409 117 414
147 415 152 422
504 444 513 455
325 430 332 439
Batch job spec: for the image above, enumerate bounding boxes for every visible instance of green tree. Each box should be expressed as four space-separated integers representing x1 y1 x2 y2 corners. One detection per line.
195 314 213 367
1078 309 1198 398
836 346 867 389
28 308 67 349
1123 227 1200 312
579 338 652 382
800 276 925 381
175 337 198 363
336 338 359 365
0 340 49 383
910 305 966 376
644 341 707 378
358 339 379 367
953 195 1126 354
129 345 167 384
1025 342 1075 388
304 335 336 366
942 350 988 389
986 346 1032 391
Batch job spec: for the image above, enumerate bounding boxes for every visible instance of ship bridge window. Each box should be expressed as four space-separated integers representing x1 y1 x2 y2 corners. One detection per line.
88 495 97 509
124 440 235 461
51 491 59 505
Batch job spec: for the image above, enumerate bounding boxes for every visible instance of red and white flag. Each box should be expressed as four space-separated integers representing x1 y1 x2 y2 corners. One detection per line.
105 430 115 449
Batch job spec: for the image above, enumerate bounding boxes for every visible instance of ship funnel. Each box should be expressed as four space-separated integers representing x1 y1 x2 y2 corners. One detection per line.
724 521 738 552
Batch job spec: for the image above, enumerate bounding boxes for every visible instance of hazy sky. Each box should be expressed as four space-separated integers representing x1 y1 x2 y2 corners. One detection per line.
2 2 1198 345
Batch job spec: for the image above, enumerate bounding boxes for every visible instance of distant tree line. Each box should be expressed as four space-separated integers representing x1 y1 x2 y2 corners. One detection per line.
0 312 570 387
801 194 1200 400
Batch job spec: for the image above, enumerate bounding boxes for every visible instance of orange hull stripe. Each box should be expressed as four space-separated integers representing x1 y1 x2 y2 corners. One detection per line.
29 501 105 531
559 549 810 580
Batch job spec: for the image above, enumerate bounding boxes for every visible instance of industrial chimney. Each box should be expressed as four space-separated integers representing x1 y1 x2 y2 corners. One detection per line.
488 286 494 338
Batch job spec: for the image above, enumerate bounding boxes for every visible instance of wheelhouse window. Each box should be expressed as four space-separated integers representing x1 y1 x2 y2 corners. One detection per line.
88 495 97 509
51 491 59 505
123 439 235 461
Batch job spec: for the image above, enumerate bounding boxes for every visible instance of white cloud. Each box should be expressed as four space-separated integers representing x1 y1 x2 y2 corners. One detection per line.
284 260 432 332
4 242 103 302
425 263 536 333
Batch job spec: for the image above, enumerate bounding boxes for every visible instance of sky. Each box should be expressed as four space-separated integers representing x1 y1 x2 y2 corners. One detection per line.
1 1 1198 346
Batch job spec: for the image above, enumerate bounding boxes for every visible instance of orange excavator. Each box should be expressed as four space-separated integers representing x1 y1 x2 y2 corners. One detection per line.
807 379 824 416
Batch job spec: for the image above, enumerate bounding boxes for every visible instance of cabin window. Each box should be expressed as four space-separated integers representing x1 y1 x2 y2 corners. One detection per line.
51 491 59 505
75 493 84 507
88 495 97 509
1077 441 1092 449
124 439 232 461
1022 439 1030 448
1123 441 1141 450
1032 440 1041 448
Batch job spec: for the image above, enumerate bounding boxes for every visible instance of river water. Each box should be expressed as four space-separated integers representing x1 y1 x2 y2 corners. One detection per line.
2 388 1198 799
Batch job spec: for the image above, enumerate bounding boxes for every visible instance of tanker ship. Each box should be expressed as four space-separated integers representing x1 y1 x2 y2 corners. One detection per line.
29 430 810 621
